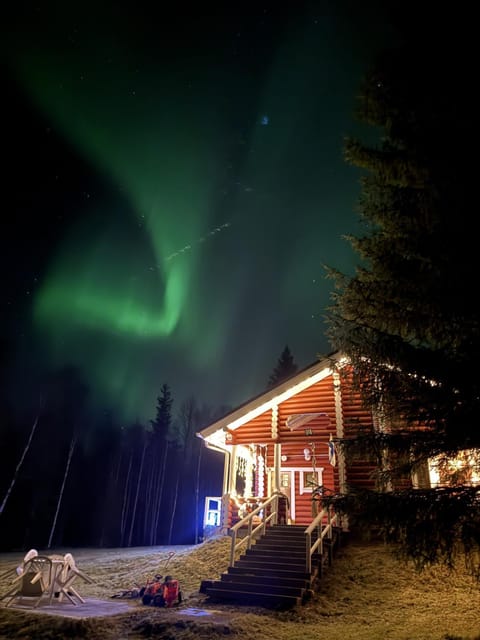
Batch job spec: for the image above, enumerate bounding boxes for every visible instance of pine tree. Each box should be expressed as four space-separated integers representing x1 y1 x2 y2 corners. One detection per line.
147 383 174 544
267 345 298 388
150 384 173 439
325 21 480 575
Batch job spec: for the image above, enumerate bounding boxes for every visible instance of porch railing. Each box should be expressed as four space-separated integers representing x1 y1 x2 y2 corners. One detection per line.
228 494 280 567
228 495 339 575
304 505 338 572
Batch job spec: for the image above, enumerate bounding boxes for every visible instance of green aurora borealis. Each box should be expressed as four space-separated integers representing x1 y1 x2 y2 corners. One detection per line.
3 4 389 423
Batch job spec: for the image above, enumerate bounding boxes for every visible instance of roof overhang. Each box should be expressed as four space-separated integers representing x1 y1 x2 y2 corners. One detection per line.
197 352 345 451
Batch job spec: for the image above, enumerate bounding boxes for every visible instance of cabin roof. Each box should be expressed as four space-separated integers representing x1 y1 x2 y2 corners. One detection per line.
197 350 343 444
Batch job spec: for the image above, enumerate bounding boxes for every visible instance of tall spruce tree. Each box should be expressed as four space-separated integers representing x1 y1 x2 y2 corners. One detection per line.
325 23 480 574
267 345 298 388
147 383 173 543
151 384 173 439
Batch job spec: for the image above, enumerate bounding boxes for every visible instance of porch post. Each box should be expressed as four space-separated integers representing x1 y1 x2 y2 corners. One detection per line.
222 450 230 495
227 445 237 493
273 443 282 493
221 445 238 532
333 372 346 494
333 371 349 530
271 404 281 494
245 449 254 498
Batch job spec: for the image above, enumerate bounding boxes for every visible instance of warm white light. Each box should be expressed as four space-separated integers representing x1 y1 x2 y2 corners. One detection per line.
304 448 311 461
257 452 265 496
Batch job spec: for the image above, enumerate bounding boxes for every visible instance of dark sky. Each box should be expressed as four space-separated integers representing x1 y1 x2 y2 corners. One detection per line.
2 2 398 423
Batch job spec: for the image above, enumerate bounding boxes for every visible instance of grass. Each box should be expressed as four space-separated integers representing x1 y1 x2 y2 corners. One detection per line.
0 534 479 639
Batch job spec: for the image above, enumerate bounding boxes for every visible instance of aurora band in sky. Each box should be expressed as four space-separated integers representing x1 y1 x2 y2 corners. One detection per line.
6 11 364 422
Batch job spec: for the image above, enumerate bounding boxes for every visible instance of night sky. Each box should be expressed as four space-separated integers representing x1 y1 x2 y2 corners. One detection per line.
2 2 396 424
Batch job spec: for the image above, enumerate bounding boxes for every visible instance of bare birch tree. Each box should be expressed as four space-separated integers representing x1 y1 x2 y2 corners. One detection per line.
127 433 147 547
48 433 76 548
120 453 133 546
0 399 43 516
149 384 173 544
194 442 203 544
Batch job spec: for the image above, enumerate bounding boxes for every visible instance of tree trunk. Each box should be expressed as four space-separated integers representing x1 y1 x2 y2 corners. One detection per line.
167 469 180 545
48 434 76 548
143 453 154 543
120 453 133 546
127 440 147 547
151 440 169 544
194 444 203 544
99 447 122 547
0 412 41 516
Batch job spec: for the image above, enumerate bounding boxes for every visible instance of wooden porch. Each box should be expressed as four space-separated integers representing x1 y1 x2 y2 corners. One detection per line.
200 494 346 609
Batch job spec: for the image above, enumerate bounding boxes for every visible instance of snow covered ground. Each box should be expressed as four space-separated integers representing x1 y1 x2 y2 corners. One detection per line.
1 536 479 640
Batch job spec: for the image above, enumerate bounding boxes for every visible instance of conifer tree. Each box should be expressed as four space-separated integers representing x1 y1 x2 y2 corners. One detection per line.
325 19 480 574
267 345 298 388
147 383 173 544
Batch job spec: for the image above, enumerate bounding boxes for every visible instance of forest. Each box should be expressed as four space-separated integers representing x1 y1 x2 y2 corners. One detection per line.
0 367 227 551
0 347 297 551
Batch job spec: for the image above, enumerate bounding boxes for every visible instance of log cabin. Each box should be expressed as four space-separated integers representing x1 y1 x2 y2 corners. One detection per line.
196 351 479 533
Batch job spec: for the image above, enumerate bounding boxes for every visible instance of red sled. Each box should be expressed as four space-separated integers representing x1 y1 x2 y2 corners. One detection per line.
159 577 181 608
142 575 182 607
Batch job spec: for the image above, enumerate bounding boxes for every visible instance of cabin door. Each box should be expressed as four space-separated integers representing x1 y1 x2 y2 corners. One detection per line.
268 469 295 522
279 470 295 523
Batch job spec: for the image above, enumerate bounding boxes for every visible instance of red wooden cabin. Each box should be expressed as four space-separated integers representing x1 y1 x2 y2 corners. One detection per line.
197 352 379 531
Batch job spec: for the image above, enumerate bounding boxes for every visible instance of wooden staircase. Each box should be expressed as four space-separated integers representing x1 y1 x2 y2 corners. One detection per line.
200 524 341 609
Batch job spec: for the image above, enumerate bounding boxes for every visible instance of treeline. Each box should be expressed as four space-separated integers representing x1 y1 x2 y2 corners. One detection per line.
0 367 226 551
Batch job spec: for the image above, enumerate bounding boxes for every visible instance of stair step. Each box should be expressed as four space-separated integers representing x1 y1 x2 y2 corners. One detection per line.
207 580 305 598
243 554 321 567
246 547 310 558
266 527 312 531
255 537 314 545
264 527 318 532
261 535 317 543
253 545 312 553
220 573 309 589
205 587 300 609
198 524 347 609
257 533 317 541
244 549 308 562
227 565 311 580
253 538 315 551
252 546 307 555
235 559 307 573
264 529 312 536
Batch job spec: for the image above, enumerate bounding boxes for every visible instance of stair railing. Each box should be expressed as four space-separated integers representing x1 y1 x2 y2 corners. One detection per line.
304 505 338 573
228 494 279 568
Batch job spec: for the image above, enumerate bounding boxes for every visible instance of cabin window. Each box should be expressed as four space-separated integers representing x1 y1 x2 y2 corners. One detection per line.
204 497 221 526
299 469 323 495
429 450 480 487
